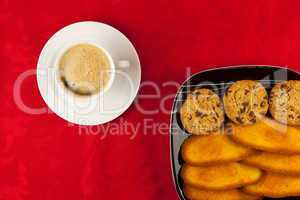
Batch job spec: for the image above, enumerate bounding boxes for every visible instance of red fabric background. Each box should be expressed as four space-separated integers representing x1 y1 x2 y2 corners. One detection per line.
2 0 300 199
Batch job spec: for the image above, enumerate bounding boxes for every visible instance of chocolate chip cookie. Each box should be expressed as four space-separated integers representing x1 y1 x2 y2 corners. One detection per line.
223 80 268 125
269 80 300 125
180 88 224 135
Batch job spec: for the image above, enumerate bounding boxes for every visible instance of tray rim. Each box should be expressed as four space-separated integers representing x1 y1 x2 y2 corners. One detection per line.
169 64 300 200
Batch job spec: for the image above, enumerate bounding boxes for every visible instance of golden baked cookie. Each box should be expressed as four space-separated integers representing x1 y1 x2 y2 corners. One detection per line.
269 80 300 125
223 80 268 125
229 117 300 154
180 163 262 190
183 186 261 200
181 133 253 166
180 88 224 135
244 152 300 175
243 172 300 198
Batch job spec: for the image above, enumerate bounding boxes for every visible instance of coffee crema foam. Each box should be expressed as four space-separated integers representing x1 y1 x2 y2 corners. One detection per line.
59 44 111 95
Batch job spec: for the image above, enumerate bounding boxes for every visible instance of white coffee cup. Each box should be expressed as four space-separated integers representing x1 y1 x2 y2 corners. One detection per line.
37 21 141 125
53 42 130 101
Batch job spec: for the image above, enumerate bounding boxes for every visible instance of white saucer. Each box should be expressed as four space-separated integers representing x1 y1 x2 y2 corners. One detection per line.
37 21 141 125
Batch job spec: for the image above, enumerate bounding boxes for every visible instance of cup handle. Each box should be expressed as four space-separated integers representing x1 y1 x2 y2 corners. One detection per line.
118 60 130 68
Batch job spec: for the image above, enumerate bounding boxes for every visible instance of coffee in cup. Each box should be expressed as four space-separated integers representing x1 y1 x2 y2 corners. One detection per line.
58 44 113 96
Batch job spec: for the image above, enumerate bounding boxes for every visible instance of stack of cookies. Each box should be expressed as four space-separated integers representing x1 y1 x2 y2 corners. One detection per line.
179 80 300 200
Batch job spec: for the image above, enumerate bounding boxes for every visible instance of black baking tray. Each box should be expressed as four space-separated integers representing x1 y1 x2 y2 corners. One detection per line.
170 65 300 200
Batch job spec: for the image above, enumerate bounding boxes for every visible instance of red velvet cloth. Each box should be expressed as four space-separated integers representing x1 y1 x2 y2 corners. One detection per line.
2 0 300 199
